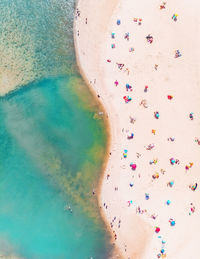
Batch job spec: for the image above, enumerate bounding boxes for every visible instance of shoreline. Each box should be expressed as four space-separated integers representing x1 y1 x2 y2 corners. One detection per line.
73 0 123 258
74 0 200 258
73 1 153 258
73 0 122 259
73 0 154 258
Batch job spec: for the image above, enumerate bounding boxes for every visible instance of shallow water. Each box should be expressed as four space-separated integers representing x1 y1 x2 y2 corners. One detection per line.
0 0 111 258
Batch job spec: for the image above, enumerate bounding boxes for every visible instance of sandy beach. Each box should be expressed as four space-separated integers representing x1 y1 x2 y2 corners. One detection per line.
74 0 200 258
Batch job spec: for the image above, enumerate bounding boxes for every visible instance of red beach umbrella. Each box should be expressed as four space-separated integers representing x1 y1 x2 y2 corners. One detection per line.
155 227 160 233
130 163 137 170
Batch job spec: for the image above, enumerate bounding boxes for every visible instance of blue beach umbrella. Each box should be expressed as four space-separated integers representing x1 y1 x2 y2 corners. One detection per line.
161 249 165 254
145 193 150 200
166 200 171 205
111 32 115 38
117 19 121 25
170 220 175 226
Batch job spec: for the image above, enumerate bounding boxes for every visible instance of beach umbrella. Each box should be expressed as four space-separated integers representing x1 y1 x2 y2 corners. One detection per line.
114 80 118 86
155 227 160 233
152 173 159 179
152 129 156 135
189 162 193 168
161 249 165 254
130 163 137 170
185 165 189 170
189 112 194 120
144 85 148 92
168 181 174 187
170 220 175 226
123 149 128 158
166 200 171 205
154 112 160 119
127 133 134 139
172 14 178 21
170 158 175 165
117 19 121 25
191 183 198 191
153 159 158 164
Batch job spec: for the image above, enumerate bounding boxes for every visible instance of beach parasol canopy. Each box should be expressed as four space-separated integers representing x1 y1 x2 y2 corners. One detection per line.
168 181 174 187
111 32 115 38
155 227 160 233
145 193 150 200
117 19 121 25
166 200 171 205
170 220 175 226
114 80 118 86
127 133 134 139
154 111 160 119
170 158 175 164
130 163 137 170
191 183 198 191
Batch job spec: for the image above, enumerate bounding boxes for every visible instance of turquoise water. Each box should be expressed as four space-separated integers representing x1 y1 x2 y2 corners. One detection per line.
0 0 112 258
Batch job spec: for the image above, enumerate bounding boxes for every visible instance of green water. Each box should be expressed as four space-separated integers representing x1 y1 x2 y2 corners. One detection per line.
0 0 112 258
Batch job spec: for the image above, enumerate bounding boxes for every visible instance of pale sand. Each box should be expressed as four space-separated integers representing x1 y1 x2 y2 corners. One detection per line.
74 0 200 258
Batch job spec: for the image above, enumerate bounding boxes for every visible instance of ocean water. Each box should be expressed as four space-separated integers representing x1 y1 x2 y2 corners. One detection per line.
0 0 112 258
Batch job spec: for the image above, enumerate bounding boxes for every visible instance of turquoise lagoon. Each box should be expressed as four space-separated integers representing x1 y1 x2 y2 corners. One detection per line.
0 0 112 258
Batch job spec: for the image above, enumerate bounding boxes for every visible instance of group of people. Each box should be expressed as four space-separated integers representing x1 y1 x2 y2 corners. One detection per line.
102 2 199 258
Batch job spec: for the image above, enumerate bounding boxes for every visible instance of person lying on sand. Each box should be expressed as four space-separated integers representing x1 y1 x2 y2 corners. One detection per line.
146 34 153 44
160 2 166 10
140 99 148 108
